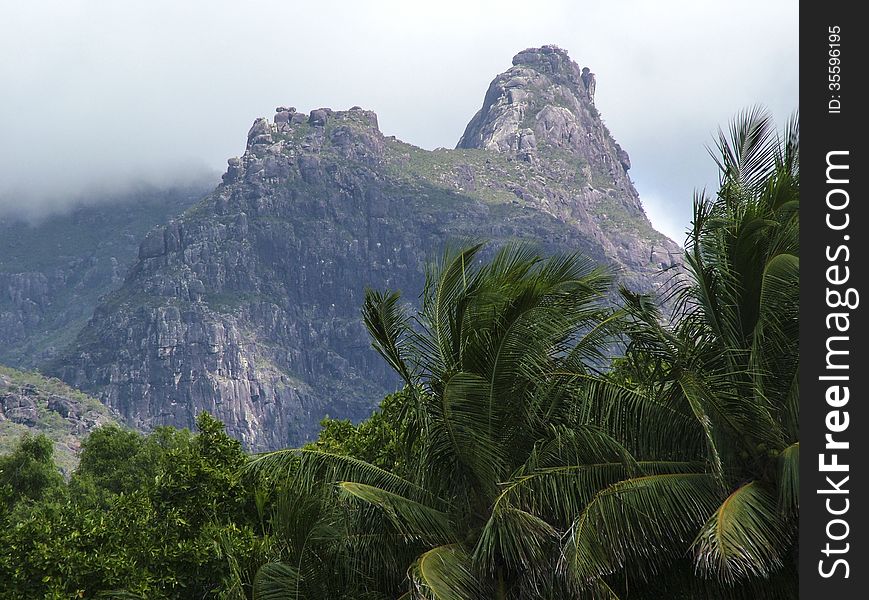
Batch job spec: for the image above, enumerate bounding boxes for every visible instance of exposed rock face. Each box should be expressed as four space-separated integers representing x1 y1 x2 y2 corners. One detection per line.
0 366 120 474
459 45 591 153
50 46 682 451
0 188 208 367
581 67 596 103
457 46 680 274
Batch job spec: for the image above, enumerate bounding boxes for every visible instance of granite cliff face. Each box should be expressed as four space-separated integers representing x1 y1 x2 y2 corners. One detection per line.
0 187 208 368
458 46 677 274
50 46 681 450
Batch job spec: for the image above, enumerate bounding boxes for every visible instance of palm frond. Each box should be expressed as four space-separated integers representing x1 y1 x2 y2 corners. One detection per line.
573 374 703 460
363 289 417 385
500 460 704 528
247 448 441 507
710 106 780 197
435 371 510 491
776 442 799 515
692 481 792 583
563 472 720 584
473 505 558 573
252 562 301 600
408 545 489 600
338 481 455 544
752 253 799 435
427 243 487 371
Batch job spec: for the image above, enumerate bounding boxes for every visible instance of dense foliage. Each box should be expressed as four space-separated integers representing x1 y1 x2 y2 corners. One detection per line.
0 414 258 599
0 110 798 598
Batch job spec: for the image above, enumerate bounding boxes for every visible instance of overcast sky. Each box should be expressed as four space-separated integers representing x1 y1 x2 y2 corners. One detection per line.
0 0 797 242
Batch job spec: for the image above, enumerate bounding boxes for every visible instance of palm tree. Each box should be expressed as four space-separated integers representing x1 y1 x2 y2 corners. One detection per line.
562 108 800 597
246 108 799 599
249 243 638 599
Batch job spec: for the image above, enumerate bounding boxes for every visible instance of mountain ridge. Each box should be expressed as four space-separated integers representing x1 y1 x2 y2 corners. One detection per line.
48 46 682 450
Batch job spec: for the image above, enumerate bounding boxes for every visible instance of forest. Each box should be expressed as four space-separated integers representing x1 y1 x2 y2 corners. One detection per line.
0 110 799 599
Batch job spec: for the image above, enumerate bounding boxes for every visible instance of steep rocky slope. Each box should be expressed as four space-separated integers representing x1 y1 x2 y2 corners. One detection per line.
0 365 120 474
0 186 209 367
51 46 681 450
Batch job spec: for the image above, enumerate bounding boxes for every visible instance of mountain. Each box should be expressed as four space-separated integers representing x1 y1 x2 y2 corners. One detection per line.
49 46 681 450
0 186 210 368
0 365 121 474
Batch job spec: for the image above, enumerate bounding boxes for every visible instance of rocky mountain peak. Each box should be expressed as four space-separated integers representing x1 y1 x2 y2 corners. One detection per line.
511 45 584 86
222 106 385 189
457 45 603 162
455 44 643 233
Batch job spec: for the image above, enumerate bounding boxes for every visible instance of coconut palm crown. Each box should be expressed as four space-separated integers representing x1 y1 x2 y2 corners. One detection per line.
563 107 800 597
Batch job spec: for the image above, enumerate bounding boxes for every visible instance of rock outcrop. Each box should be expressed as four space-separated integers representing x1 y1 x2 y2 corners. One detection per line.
50 46 682 451
457 46 680 273
0 366 120 474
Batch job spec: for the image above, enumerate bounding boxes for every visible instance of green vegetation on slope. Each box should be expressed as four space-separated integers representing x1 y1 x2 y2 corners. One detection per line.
0 365 120 474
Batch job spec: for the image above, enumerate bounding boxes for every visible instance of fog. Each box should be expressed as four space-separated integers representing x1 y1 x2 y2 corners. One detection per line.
0 0 797 240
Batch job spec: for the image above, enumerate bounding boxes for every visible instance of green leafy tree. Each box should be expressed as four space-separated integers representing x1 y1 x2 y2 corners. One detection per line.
307 389 414 477
0 413 259 599
0 433 63 510
71 425 163 502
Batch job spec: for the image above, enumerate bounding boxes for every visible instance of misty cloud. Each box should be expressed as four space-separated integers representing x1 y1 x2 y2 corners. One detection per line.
0 0 797 238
